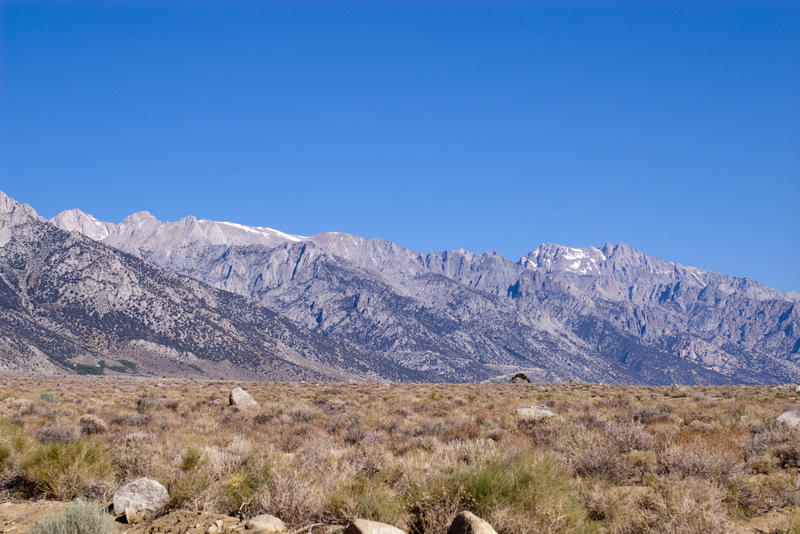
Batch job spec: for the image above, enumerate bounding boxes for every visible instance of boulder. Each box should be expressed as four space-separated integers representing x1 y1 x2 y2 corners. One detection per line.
516 405 556 422
343 519 406 534
230 387 258 410
124 508 142 525
113 477 169 517
777 407 800 428
246 514 287 532
447 511 497 534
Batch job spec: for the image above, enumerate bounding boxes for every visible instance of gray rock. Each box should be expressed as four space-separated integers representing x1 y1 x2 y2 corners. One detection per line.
516 405 556 422
777 407 800 428
0 190 399 382
229 387 259 410
246 514 287 532
343 519 406 534
51 200 800 385
113 477 169 517
447 511 498 534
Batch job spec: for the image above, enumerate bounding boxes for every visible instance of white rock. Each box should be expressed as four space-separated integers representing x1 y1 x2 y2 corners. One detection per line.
777 407 800 428
113 477 169 517
246 514 287 532
229 387 258 410
343 519 406 534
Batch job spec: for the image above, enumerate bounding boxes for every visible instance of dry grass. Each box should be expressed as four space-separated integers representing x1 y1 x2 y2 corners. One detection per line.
1 378 799 533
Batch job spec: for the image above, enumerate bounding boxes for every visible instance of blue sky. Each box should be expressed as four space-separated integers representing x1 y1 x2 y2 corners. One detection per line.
1 1 798 291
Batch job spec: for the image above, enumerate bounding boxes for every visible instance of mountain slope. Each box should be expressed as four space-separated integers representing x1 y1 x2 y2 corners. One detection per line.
53 207 800 384
0 192 419 380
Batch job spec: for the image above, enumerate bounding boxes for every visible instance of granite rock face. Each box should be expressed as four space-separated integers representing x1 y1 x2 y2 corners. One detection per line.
0 191 416 381
50 205 800 385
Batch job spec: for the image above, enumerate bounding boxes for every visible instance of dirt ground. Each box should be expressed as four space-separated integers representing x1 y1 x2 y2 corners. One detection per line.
0 501 348 534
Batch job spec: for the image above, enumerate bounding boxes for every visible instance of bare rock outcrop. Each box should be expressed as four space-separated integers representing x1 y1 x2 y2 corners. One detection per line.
343 519 406 534
447 511 497 534
777 407 800 428
230 387 259 410
245 513 287 532
113 477 169 518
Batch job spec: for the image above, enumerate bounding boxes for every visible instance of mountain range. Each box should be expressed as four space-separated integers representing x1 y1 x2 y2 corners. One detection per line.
1 189 797 384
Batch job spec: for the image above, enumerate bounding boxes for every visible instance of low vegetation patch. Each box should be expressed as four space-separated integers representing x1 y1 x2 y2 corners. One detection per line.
1 378 799 533
27 500 116 534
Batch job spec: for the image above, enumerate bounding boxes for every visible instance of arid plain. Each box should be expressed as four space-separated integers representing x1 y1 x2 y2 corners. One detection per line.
1 378 800 534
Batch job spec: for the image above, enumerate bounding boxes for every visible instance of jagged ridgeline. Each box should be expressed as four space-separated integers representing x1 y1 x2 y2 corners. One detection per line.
0 192 422 381
3 189 799 384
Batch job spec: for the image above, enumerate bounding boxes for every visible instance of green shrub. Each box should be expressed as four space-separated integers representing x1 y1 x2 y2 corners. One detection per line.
22 440 114 499
26 500 116 534
1 420 33 453
180 446 203 471
427 391 447 401
0 443 10 472
459 451 597 534
167 471 211 510
39 393 57 403
218 464 270 514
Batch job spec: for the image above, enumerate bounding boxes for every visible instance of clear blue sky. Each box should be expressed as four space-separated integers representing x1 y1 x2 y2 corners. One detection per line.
1 1 798 291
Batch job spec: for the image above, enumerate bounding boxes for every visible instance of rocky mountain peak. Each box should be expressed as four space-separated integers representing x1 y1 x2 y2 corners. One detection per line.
0 191 39 222
520 243 608 275
121 211 158 226
0 192 41 247
51 208 114 241
40 195 800 384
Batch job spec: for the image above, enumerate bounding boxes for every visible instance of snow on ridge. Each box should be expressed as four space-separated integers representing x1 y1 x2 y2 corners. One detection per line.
202 220 306 242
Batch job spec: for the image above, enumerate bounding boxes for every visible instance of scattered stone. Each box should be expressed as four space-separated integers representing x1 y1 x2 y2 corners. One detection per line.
447 511 497 534
795 385 800 393
79 413 108 434
343 519 406 534
125 507 142 525
113 477 169 517
246 513 287 532
229 387 259 410
516 405 556 422
777 407 800 428
510 372 531 384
